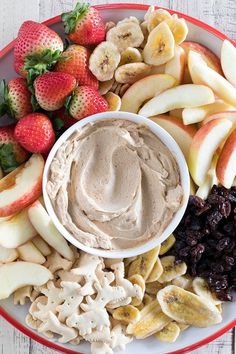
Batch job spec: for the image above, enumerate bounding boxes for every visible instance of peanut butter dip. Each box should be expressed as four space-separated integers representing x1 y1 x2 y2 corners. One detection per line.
47 119 183 250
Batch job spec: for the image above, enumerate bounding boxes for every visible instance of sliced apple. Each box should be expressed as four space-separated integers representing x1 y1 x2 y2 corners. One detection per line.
150 115 197 159
190 177 197 195
181 41 223 74
32 235 51 257
149 64 165 75
165 45 186 84
0 154 44 217
188 118 232 186
0 207 37 248
216 129 236 188
169 109 183 119
139 84 215 117
196 155 218 199
121 74 176 113
221 40 236 88
203 111 236 126
183 101 234 125
28 201 74 261
0 261 52 300
0 245 18 264
188 50 236 106
17 241 46 264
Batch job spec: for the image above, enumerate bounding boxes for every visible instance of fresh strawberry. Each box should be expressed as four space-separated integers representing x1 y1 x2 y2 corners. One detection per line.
53 108 77 129
0 78 32 120
0 126 29 173
55 45 98 89
69 86 108 120
14 21 63 82
34 72 76 111
14 113 55 154
62 2 105 45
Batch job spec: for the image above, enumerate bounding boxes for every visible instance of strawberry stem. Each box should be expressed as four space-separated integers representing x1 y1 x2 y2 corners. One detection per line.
0 80 15 118
0 144 19 173
62 2 89 34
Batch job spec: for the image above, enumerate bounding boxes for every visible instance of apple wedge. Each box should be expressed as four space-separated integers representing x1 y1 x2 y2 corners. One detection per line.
121 74 176 113
190 177 197 195
181 41 223 75
221 40 236 88
28 201 74 261
188 50 236 106
139 84 215 117
196 155 218 199
17 241 46 264
150 115 197 159
188 118 232 186
165 45 186 84
182 101 234 125
0 207 37 248
149 64 165 75
0 245 18 263
216 129 236 188
32 235 51 256
0 154 44 217
203 111 236 126
0 261 52 300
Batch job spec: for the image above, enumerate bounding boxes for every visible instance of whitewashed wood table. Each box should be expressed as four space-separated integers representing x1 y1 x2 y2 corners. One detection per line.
0 0 235 353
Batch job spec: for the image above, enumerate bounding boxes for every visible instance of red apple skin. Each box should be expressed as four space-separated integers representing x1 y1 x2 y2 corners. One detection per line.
216 129 236 188
203 111 236 126
153 115 197 137
0 155 44 217
181 41 223 75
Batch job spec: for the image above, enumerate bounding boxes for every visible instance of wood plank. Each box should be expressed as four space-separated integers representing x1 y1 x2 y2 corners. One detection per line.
0 316 30 354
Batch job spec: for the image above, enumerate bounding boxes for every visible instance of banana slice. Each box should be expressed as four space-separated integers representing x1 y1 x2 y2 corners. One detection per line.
157 285 222 327
144 5 155 21
176 322 189 332
124 256 137 267
192 277 222 305
105 21 116 33
140 21 149 49
143 22 175 65
106 22 144 52
159 234 176 255
147 9 172 32
113 305 140 324
146 281 164 296
128 246 160 280
127 300 171 338
99 78 115 95
119 47 143 66
89 41 121 81
165 17 188 44
155 321 180 342
104 92 121 111
146 257 163 283
117 16 140 26
143 293 154 306
172 275 192 290
216 303 222 313
115 63 151 84
158 256 187 284
119 83 130 97
129 274 145 306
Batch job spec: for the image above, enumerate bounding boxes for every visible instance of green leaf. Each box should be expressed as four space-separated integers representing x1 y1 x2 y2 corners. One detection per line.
31 94 40 112
0 144 19 173
64 94 73 115
53 118 65 131
61 2 89 34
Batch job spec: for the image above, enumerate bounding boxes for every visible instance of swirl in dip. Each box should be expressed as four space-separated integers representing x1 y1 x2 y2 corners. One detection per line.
47 119 183 250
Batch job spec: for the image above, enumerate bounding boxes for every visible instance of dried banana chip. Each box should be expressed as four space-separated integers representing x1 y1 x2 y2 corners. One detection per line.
146 281 164 296
119 47 143 66
128 274 145 306
119 83 130 97
104 92 121 111
105 21 116 33
98 78 115 95
192 277 222 305
157 285 222 327
113 304 140 324
143 293 154 306
155 321 180 342
147 9 172 32
115 63 151 84
176 322 189 332
143 22 175 65
172 275 192 290
89 41 120 81
117 16 140 26
158 256 187 284
165 17 188 44
128 246 160 280
146 257 163 283
106 22 144 52
140 21 149 49
127 300 171 338
159 234 176 255
144 5 155 21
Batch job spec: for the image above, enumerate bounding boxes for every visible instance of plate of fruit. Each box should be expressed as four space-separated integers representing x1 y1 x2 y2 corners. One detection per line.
0 2 235 354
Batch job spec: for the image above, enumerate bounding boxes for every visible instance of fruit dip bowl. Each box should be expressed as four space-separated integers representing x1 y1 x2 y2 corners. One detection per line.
43 111 190 258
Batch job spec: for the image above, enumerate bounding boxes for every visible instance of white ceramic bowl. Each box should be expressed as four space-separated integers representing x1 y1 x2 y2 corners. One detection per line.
43 111 190 258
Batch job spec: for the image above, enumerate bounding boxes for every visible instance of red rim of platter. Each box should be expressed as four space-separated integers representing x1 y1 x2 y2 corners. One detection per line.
0 3 235 354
